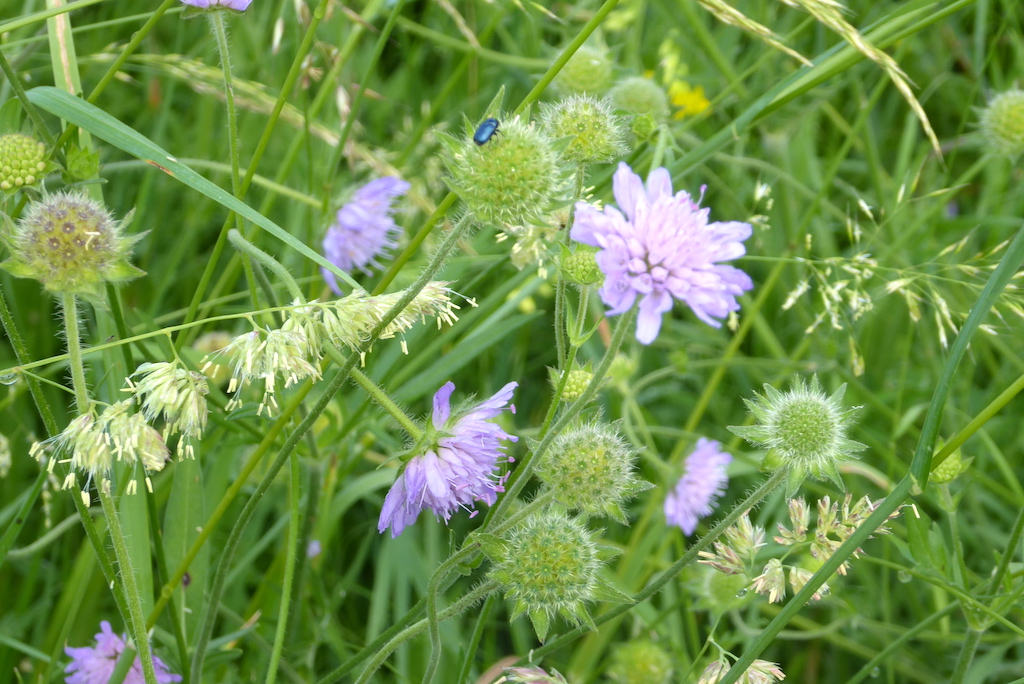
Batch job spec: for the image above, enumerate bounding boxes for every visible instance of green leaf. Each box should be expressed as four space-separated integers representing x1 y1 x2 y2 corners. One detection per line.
164 456 210 643
119 471 153 619
24 86 360 291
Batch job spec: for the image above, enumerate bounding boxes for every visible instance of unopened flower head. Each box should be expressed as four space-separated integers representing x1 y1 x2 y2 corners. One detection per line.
609 77 670 122
607 640 674 684
180 0 252 12
1 191 144 298
665 438 731 535
321 176 409 293
550 366 594 402
323 281 461 354
571 163 754 344
65 620 182 684
129 362 209 454
212 327 321 416
538 422 646 522
443 115 572 230
560 245 603 287
698 658 785 684
729 376 866 496
540 95 627 165
0 133 49 194
378 381 517 538
980 88 1024 157
488 508 606 641
500 666 569 684
552 45 614 95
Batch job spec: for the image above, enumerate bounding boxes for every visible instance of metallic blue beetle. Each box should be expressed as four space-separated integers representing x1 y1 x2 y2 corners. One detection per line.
473 118 500 145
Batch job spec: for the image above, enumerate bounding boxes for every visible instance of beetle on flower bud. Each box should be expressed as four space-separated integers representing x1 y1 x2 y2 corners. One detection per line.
473 118 501 145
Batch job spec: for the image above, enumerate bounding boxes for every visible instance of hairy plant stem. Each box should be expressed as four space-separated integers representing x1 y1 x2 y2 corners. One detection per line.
61 294 90 414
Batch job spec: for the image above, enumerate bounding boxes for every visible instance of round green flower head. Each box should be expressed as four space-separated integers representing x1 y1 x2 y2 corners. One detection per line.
0 133 48 194
443 115 572 231
560 245 603 286
552 46 614 95
980 89 1024 157
607 640 674 684
608 77 670 122
537 422 648 522
488 508 617 641
1 191 145 298
551 367 592 402
728 376 866 496
540 96 627 165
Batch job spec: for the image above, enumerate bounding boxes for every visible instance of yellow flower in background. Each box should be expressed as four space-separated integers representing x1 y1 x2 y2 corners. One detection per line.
669 80 710 119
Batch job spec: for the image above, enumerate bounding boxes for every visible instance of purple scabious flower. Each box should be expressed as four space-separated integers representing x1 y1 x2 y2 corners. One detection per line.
321 177 410 294
571 162 754 344
665 438 731 535
180 0 253 10
65 621 182 684
378 381 518 538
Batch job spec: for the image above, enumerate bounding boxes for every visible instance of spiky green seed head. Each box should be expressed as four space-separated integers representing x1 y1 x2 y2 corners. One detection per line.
607 640 674 684
980 89 1024 157
537 423 648 523
729 376 866 496
560 244 603 286
608 77 670 123
1 191 144 298
540 96 627 165
552 46 614 95
488 508 606 641
442 115 573 231
0 133 49 194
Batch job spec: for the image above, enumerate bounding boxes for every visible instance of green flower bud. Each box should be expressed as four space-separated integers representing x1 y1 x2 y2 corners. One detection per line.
629 113 659 143
0 133 48 194
488 508 625 641
551 367 593 402
560 245 603 286
931 446 972 484
552 46 614 95
609 77 670 123
540 96 627 165
1 191 145 298
442 115 572 231
607 640 674 684
537 422 648 523
980 89 1024 157
63 144 100 183
729 376 867 497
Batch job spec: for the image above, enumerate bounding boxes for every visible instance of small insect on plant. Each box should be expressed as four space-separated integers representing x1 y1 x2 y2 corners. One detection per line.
473 117 500 145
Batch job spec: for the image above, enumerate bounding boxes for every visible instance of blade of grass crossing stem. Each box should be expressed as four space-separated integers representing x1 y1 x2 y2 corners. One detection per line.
24 86 361 292
717 223 1024 684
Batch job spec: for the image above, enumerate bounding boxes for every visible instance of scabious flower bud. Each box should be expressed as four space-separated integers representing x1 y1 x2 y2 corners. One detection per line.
442 115 572 231
559 245 603 287
1 191 144 299
540 96 627 165
63 144 100 183
488 508 614 641
729 376 866 496
931 445 972 484
552 46 614 95
609 77 670 123
607 640 674 684
550 367 593 402
537 423 646 522
0 133 48 193
980 89 1024 157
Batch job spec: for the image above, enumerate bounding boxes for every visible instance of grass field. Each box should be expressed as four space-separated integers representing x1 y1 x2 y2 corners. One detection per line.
2 1 1024 683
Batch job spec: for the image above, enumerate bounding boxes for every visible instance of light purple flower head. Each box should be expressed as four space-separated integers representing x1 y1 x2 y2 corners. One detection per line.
65 621 182 684
180 0 252 10
571 162 754 344
664 438 731 535
321 176 410 294
378 381 518 538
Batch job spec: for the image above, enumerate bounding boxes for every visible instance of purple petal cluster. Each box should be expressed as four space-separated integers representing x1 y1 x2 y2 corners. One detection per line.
378 381 518 538
321 177 410 293
571 162 754 344
65 621 182 684
664 438 731 535
180 0 252 10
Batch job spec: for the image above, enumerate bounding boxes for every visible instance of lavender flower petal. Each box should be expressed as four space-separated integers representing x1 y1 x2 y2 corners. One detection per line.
664 438 731 535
